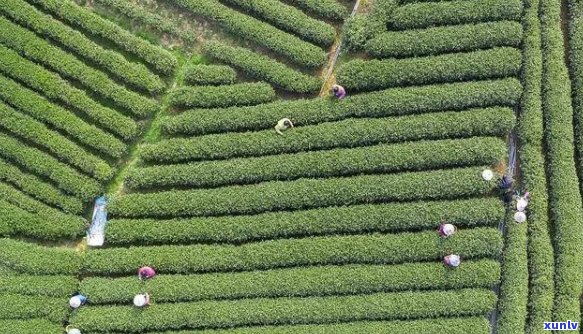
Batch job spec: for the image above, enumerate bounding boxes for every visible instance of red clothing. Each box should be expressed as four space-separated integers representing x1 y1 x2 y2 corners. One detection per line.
138 266 156 279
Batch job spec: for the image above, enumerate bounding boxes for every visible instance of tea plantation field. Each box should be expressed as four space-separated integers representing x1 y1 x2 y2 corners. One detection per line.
0 0 582 333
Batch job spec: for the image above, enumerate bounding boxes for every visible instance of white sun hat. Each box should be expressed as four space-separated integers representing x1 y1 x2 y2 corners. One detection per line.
514 211 527 223
516 198 528 212
482 169 494 181
69 296 82 309
133 294 149 307
66 326 81 334
445 254 461 267
441 223 456 237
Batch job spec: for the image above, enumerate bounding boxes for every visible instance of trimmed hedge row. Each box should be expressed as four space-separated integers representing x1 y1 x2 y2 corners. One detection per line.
0 200 85 240
366 21 523 59
149 107 515 163
0 274 77 297
540 0 583 322
153 317 491 334
94 0 195 43
509 0 554 331
110 166 497 218
0 181 58 214
0 133 102 201
0 44 138 140
0 74 126 159
105 197 504 245
570 1 583 195
221 0 336 46
71 289 496 332
0 0 165 93
0 293 68 322
0 157 83 214
0 101 113 181
0 319 63 334
389 0 523 30
0 17 158 118
162 78 521 135
83 227 501 275
25 0 177 74
168 0 327 68
81 260 499 304
203 41 322 93
495 211 528 334
337 47 521 91
284 0 347 20
168 82 276 109
130 137 506 189
0 238 81 275
184 64 237 86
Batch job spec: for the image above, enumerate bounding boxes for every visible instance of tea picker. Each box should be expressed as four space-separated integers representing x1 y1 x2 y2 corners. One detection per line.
331 84 346 100
275 118 293 135
443 254 461 268
437 222 457 238
138 266 156 280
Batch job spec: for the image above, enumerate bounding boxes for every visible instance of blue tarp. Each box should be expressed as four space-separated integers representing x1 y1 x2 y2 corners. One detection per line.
87 196 108 246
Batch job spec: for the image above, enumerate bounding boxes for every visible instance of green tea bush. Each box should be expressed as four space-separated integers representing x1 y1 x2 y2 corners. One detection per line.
0 44 138 140
0 75 126 159
0 294 68 323
106 197 504 245
338 47 521 91
168 0 326 68
0 102 113 181
71 289 496 332
25 0 177 74
168 82 276 109
0 238 81 275
148 107 514 163
284 0 347 20
221 0 336 46
389 0 523 30
84 227 500 274
81 260 499 303
184 64 237 86
0 0 165 93
203 41 322 93
110 166 496 218
130 137 506 189
0 133 102 201
0 17 158 118
163 78 521 135
366 21 523 58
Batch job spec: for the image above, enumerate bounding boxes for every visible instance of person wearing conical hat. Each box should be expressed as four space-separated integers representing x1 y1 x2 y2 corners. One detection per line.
69 294 87 309
275 118 293 135
443 254 461 268
133 293 150 308
437 222 457 238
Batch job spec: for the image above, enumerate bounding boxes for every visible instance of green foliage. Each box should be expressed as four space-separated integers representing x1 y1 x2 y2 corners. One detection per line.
0 133 102 201
25 0 177 74
71 289 496 332
0 17 158 118
168 0 326 68
163 78 521 135
0 200 85 239
540 0 583 321
81 260 499 304
0 101 113 181
0 158 83 214
366 21 523 58
111 166 497 218
0 319 63 334
0 74 126 159
284 0 347 20
0 44 138 140
0 293 68 323
0 0 164 93
0 238 81 275
183 64 237 86
131 137 506 189
0 274 78 297
106 197 504 245
221 0 336 46
149 107 514 163
0 182 62 214
85 227 500 275
344 14 370 50
338 47 521 91
154 318 490 334
364 0 398 40
203 41 322 93
508 0 554 332
168 82 276 109
389 0 523 30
